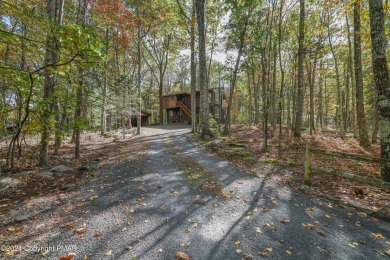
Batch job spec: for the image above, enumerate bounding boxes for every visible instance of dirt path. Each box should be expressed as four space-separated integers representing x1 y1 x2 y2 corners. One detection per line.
3 125 390 259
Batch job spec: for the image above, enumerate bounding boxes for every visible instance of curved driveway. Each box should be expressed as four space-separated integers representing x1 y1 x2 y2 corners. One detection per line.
30 125 390 259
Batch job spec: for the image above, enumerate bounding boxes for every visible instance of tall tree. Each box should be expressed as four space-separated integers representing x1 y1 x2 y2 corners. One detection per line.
293 0 305 138
353 1 371 148
223 1 253 135
145 33 172 125
75 0 87 159
368 0 390 182
195 0 210 136
39 0 62 166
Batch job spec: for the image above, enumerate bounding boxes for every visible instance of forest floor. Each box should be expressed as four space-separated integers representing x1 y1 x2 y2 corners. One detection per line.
0 125 389 259
199 124 390 218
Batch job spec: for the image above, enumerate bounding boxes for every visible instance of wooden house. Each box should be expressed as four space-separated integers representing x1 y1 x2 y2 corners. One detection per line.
162 88 225 124
131 110 152 127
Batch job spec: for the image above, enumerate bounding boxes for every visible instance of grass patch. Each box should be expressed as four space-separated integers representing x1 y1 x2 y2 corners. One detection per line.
165 137 223 195
176 158 223 194
244 157 257 165
264 158 280 164
233 139 248 144
288 161 298 166
347 162 364 168
318 157 334 161
225 143 246 147
229 151 252 157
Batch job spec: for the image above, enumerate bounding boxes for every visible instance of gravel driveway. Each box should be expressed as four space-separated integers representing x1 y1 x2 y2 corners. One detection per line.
14 125 390 259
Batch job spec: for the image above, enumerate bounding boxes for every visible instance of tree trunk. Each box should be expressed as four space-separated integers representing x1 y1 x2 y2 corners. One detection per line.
262 50 269 150
344 62 350 133
271 40 277 131
368 0 390 182
100 29 109 136
309 52 317 135
137 21 142 134
353 1 371 148
159 71 164 125
190 1 197 133
346 14 357 137
223 6 252 135
372 99 379 143
195 0 210 137
253 71 260 125
327 10 342 133
293 0 305 138
39 0 57 166
75 0 86 159
247 71 252 126
53 0 65 155
318 60 323 128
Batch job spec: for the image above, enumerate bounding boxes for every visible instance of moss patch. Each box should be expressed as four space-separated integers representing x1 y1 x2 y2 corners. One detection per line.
224 143 246 147
264 158 280 164
229 151 252 157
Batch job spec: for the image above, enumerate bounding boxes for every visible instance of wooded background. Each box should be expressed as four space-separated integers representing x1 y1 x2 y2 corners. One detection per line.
0 0 389 181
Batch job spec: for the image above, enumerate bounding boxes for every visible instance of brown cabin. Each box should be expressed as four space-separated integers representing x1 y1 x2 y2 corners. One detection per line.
131 110 152 127
162 88 225 124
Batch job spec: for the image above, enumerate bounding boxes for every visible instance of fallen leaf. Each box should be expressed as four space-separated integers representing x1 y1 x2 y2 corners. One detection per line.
247 211 253 216
235 241 241 247
265 248 273 252
59 255 74 260
371 233 384 239
261 207 270 212
256 227 262 233
372 249 385 256
93 233 101 237
6 227 16 232
193 198 206 205
175 251 191 260
286 250 292 255
121 227 127 232
144 220 149 223
358 212 367 217
355 221 361 227
236 249 242 254
89 195 98 201
348 244 355 248
257 251 267 257
42 251 49 256
303 223 314 230
105 250 112 256
180 242 190 247
317 230 325 237
242 254 253 259
325 214 332 219
73 227 88 234
279 219 290 224
157 248 163 253
125 246 132 251
385 249 390 256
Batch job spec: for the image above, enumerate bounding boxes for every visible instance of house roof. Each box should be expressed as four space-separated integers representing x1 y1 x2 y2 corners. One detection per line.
162 92 191 97
141 110 152 116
